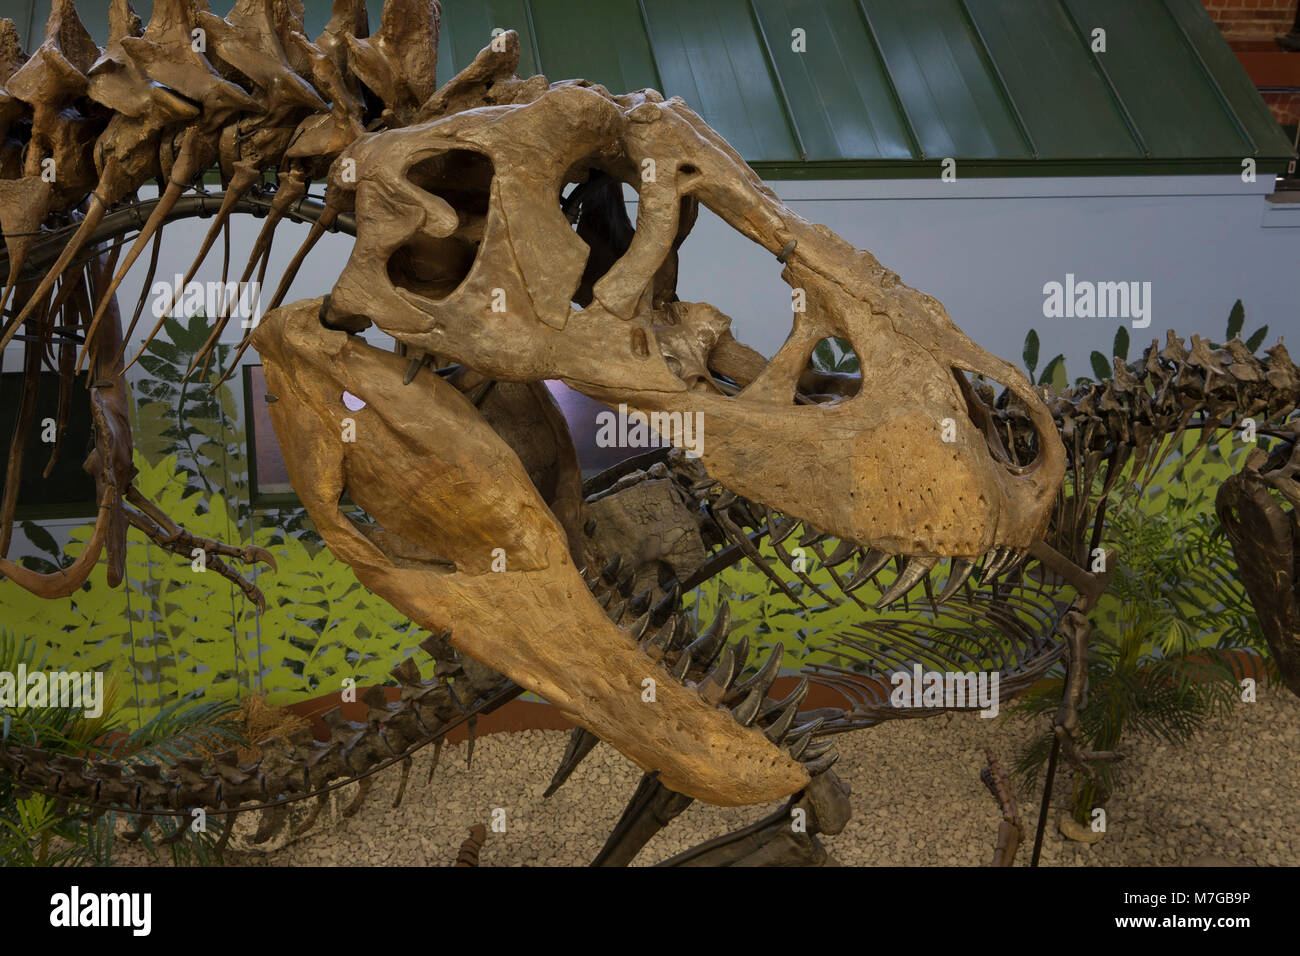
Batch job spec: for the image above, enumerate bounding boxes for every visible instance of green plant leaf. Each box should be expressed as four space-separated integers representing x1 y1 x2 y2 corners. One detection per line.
1038 354 1066 390
812 340 836 371
1226 299 1244 340
1090 351 1111 381
1113 326 1129 361
17 521 61 562
1245 325 1269 353
1023 329 1039 377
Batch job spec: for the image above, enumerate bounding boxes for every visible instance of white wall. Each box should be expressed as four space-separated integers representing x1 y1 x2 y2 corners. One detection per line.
676 175 1300 376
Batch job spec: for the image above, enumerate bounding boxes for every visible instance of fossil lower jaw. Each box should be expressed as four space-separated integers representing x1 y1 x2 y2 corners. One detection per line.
252 300 816 806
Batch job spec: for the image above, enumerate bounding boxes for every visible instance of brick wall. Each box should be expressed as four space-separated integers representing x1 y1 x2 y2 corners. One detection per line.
1202 1 1299 131
1263 90 1300 126
1201 0 1298 43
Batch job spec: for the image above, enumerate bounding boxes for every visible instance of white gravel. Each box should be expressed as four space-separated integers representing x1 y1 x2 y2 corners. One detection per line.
113 684 1299 866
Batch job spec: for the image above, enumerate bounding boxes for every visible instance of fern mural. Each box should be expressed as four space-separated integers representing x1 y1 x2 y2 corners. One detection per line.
0 453 430 725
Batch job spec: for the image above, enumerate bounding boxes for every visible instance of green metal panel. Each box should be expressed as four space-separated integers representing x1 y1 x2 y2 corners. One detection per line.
434 0 540 80
1062 0 1253 159
528 0 660 93
639 0 800 163
750 0 917 161
855 0 1031 160
6 0 1295 176
963 0 1140 159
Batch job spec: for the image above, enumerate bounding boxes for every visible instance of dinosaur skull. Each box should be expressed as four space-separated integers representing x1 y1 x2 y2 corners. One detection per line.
254 80 1065 806
324 83 1065 560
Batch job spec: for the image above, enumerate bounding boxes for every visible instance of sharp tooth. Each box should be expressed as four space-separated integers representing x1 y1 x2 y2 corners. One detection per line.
802 750 840 774
731 501 763 530
667 651 692 681
606 599 627 623
597 591 615 610
773 678 809 714
784 717 825 758
731 686 764 726
787 717 825 740
975 548 999 585
874 557 936 608
713 489 738 510
730 636 749 675
730 643 783 704
672 615 696 649
600 556 622 583
978 548 1013 585
822 540 858 567
801 740 835 760
937 558 977 604
627 611 652 641
798 525 827 548
845 549 892 591
650 584 681 626
641 620 676 661
627 589 652 617
767 514 800 546
616 570 636 598
685 600 731 666
764 693 803 743
697 646 737 706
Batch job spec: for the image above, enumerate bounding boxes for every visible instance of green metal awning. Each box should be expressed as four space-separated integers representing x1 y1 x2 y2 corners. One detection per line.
15 0 1297 177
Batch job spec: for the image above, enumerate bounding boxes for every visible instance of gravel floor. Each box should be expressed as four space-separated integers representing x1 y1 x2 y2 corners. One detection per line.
114 684 1299 867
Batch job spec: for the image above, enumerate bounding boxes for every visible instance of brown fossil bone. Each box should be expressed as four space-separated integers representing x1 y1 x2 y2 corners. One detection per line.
345 0 440 126
198 0 328 172
1218 441 1300 697
0 2 99 325
454 824 487 866
251 299 810 806
325 82 1066 566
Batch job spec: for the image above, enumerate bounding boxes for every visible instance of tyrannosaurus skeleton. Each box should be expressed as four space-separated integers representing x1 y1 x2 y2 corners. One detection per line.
7 0 1289 865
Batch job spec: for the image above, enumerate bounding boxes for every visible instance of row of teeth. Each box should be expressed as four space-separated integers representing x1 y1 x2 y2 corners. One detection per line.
699 485 1028 610
580 560 838 775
